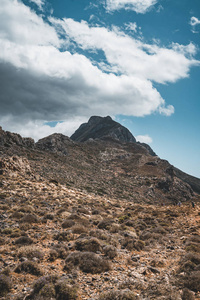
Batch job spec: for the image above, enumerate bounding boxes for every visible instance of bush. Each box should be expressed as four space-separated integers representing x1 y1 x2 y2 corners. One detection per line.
71 224 87 234
64 251 110 274
121 238 145 251
55 279 78 300
98 289 137 300
103 245 117 259
17 246 44 260
0 274 12 297
15 236 33 245
33 275 58 294
39 283 56 298
182 288 195 300
14 260 43 276
51 244 69 260
75 237 102 253
54 231 70 242
98 219 114 230
184 271 200 292
21 213 38 223
61 219 75 229
30 276 77 300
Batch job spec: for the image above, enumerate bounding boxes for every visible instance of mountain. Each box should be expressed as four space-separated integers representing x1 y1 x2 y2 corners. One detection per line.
0 120 199 203
71 116 156 156
0 122 200 300
71 116 137 143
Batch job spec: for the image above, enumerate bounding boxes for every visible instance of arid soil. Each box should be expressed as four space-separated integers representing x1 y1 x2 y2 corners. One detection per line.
0 155 200 300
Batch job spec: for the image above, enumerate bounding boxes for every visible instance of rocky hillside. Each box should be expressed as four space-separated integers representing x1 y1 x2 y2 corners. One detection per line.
0 121 200 300
0 155 200 300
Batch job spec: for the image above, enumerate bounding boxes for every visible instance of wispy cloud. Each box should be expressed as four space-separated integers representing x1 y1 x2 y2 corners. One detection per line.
29 0 45 11
105 0 158 13
125 22 137 32
190 16 200 33
190 16 200 27
136 134 153 144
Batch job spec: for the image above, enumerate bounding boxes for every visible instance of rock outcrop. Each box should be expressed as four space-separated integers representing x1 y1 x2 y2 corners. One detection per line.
0 126 34 148
71 116 156 156
36 133 74 155
71 116 137 143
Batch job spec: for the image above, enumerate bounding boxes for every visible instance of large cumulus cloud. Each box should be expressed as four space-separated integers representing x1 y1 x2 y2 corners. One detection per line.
0 0 199 140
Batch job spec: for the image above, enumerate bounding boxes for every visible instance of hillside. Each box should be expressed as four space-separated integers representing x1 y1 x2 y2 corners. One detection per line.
0 120 200 300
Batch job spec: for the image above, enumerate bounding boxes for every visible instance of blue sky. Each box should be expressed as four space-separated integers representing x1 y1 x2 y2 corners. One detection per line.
0 0 199 177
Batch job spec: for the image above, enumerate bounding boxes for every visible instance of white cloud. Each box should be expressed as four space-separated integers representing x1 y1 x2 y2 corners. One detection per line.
125 22 137 32
1 116 87 141
0 0 59 46
105 0 158 13
136 134 153 144
0 0 199 139
51 18 198 84
190 16 200 27
29 0 45 11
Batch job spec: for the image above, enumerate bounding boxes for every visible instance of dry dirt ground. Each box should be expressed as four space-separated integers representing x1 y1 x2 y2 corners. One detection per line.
0 156 200 300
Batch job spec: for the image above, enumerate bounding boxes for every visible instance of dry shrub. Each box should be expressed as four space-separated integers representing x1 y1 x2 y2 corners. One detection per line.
17 246 44 260
21 213 38 223
15 236 33 245
50 244 69 260
98 289 137 300
89 229 108 241
182 288 195 300
184 271 200 292
121 237 145 251
98 218 114 230
11 211 24 219
103 245 117 259
61 219 75 229
38 283 56 299
64 251 110 274
75 237 102 252
29 275 78 300
185 242 200 253
14 260 43 276
55 279 78 300
0 274 12 297
54 231 70 242
71 224 87 234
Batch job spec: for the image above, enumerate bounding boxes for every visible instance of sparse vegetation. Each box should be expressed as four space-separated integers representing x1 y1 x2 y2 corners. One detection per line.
0 125 200 299
64 251 110 274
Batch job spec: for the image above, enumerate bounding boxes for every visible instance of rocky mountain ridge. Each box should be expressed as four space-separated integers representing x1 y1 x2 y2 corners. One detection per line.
0 120 200 204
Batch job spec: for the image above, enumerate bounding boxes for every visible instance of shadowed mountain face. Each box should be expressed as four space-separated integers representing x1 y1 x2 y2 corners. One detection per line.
71 116 156 156
70 116 137 143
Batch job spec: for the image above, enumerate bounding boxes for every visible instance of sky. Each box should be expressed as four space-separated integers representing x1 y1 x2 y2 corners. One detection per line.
0 0 199 178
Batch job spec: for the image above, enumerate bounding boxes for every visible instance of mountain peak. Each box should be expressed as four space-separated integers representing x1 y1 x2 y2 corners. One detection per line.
70 115 136 143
